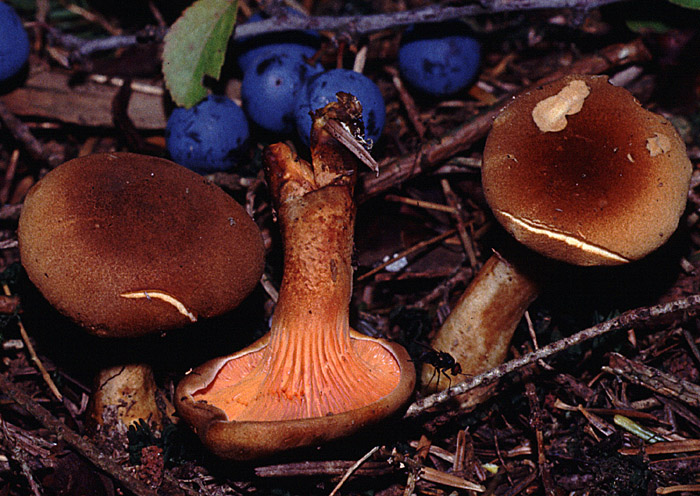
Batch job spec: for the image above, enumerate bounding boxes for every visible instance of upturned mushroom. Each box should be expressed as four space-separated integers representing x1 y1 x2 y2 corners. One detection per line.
424 75 692 391
18 152 264 429
176 95 416 460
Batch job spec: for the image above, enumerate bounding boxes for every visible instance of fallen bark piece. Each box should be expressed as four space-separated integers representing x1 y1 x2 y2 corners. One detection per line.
0 67 166 129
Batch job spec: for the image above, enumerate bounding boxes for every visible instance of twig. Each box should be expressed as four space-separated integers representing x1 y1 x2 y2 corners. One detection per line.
524 381 557 495
359 105 498 201
441 179 478 268
46 25 166 59
46 1 626 62
604 353 700 407
0 374 161 496
657 484 700 494
111 77 163 155
328 445 380 496
0 101 63 168
381 447 484 492
255 459 393 477
0 150 19 205
234 1 624 39
385 194 456 214
357 228 457 281
412 267 472 309
0 417 43 496
324 119 378 173
3 283 62 402
385 66 426 139
0 204 22 221
0 295 20 314
683 328 700 366
404 294 700 418
619 439 700 456
501 469 538 496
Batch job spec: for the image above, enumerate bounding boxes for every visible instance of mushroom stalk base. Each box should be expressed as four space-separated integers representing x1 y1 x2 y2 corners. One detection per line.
88 363 162 430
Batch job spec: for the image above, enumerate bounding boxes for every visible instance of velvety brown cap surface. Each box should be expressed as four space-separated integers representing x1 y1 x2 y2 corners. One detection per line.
482 75 692 265
19 152 264 337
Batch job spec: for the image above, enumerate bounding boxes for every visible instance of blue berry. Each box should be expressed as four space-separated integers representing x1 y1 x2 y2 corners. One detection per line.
0 3 30 82
166 95 249 174
239 43 318 76
242 52 323 133
295 69 385 146
398 23 480 97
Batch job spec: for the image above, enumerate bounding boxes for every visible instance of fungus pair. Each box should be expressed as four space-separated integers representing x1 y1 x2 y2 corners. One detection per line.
424 75 692 390
19 96 416 460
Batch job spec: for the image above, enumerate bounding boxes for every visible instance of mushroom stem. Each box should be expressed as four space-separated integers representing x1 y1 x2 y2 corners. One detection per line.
198 139 398 420
88 363 163 430
422 251 541 392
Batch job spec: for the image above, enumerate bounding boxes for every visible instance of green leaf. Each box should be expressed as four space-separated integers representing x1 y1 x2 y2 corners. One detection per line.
625 20 672 34
162 0 238 108
667 0 700 9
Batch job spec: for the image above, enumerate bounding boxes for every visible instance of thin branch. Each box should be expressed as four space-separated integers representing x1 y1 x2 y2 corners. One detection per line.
0 101 63 168
45 25 165 59
404 293 700 418
234 1 625 39
3 283 62 402
604 352 700 407
357 228 457 281
0 375 161 496
47 0 627 60
328 446 381 496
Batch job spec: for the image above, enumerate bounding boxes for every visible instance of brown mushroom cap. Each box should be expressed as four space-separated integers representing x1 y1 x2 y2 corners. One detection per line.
19 152 264 337
482 75 692 266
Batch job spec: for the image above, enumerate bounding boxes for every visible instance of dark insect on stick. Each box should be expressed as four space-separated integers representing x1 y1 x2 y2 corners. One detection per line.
415 343 463 389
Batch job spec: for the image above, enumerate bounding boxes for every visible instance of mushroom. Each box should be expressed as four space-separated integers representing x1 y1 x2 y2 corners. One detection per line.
176 95 416 460
423 75 692 391
18 152 264 430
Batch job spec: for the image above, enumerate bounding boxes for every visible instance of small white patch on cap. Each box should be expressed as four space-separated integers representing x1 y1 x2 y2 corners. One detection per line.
646 133 672 157
532 80 591 133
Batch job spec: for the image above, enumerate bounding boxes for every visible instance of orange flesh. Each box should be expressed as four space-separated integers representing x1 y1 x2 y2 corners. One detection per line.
194 328 400 421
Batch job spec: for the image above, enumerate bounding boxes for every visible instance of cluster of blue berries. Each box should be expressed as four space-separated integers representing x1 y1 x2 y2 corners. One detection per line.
167 11 388 175
0 2 30 83
167 15 480 175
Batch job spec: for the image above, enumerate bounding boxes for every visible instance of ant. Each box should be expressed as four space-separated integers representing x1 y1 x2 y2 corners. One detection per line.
413 343 462 389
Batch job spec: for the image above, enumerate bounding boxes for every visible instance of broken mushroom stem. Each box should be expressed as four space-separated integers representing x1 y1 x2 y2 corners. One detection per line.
176 94 415 460
422 249 542 393
89 362 164 430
